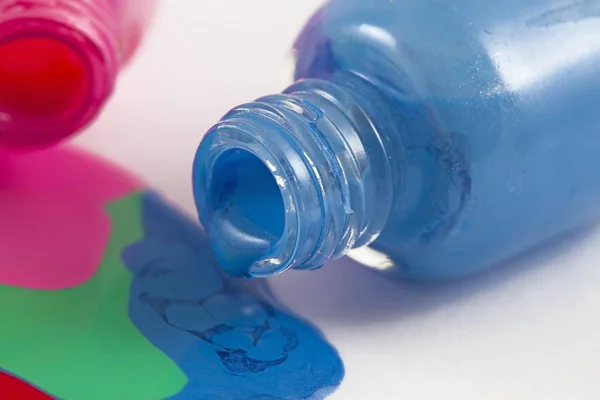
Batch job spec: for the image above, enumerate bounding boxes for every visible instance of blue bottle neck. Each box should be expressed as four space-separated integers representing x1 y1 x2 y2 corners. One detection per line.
193 72 403 277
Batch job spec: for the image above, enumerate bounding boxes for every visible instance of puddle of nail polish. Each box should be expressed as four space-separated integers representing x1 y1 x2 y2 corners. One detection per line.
0 147 343 399
0 152 185 400
0 147 144 289
122 192 344 400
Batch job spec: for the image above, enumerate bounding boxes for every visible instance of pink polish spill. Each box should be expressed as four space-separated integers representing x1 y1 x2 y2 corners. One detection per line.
0 146 144 290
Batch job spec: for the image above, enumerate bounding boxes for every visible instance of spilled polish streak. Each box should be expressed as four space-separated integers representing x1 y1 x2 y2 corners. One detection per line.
0 370 52 400
122 192 344 400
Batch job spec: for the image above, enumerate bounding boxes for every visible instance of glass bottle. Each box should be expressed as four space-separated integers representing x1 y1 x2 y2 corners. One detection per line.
193 0 600 281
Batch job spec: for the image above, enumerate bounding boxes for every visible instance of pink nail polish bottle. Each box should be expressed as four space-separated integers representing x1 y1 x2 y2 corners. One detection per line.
0 0 157 149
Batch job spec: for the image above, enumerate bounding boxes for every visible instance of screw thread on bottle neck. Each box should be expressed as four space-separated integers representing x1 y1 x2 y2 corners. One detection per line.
194 72 398 277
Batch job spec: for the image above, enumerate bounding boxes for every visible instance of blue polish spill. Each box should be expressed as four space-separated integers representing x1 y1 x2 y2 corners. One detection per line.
122 192 344 400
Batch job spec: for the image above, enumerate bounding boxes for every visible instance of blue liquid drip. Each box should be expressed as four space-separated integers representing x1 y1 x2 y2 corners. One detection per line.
122 193 343 400
195 0 600 280
208 149 286 277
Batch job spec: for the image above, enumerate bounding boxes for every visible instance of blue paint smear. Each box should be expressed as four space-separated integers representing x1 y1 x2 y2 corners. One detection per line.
121 192 344 400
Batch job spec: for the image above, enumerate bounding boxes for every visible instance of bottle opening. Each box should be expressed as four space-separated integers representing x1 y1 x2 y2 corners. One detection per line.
207 148 286 277
195 74 398 278
0 36 90 147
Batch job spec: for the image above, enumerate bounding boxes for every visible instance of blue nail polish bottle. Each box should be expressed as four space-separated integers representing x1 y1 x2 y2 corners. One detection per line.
193 0 600 280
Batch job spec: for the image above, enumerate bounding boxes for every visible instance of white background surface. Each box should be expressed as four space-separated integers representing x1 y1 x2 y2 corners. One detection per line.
75 1 600 399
